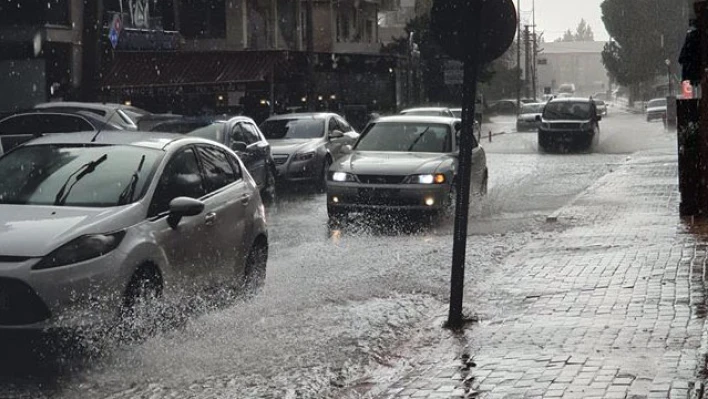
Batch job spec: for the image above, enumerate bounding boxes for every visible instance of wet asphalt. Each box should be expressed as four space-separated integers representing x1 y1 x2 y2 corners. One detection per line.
0 109 676 398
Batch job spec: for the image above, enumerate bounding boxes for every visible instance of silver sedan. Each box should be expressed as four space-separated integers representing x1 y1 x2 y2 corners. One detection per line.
0 131 267 333
326 115 488 219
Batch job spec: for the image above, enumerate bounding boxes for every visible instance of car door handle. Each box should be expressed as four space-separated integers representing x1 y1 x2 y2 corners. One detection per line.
204 212 217 226
239 195 251 205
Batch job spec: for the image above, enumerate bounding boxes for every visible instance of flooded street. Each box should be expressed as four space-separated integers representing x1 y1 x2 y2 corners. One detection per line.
0 110 679 398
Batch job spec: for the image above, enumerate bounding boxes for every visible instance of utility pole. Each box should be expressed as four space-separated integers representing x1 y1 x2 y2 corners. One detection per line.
532 0 537 101
524 25 531 99
81 0 104 101
516 0 521 111
306 0 316 111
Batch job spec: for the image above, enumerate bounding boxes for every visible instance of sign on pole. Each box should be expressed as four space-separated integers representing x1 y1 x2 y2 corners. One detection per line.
431 0 517 329
109 13 123 49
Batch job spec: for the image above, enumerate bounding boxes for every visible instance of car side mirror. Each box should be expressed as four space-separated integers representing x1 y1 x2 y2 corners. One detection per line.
341 144 353 154
330 130 344 139
167 197 205 229
535 115 542 122
453 121 462 132
231 141 247 152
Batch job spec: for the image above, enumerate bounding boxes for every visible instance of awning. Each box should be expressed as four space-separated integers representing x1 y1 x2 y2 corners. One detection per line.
101 50 288 89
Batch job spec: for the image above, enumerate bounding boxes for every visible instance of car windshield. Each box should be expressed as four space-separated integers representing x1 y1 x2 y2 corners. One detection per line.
260 118 324 139
451 109 462 118
0 144 162 207
521 104 545 114
594 100 605 106
543 101 593 121
355 122 451 153
402 110 445 116
648 99 667 108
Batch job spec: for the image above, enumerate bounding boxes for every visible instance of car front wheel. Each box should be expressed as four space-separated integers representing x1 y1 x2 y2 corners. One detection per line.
243 241 267 297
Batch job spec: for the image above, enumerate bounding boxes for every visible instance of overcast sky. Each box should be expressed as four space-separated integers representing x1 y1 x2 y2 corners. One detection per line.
514 0 610 42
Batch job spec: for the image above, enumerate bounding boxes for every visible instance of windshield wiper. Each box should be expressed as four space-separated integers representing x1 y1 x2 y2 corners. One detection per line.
407 127 432 151
117 155 146 205
53 154 108 206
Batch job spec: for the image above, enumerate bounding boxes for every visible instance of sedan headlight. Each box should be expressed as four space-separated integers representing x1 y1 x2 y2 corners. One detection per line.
407 174 446 184
33 232 126 270
293 152 316 161
331 172 356 182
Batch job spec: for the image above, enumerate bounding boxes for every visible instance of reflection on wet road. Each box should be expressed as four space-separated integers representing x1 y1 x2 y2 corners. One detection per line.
0 111 678 398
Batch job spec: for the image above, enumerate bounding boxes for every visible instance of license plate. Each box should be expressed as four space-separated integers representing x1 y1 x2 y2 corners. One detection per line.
359 189 397 198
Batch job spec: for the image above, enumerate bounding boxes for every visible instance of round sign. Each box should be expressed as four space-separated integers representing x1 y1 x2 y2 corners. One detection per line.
431 0 518 64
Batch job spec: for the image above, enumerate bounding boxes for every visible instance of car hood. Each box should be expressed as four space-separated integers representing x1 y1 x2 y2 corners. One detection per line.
269 139 323 155
0 204 142 257
334 152 451 175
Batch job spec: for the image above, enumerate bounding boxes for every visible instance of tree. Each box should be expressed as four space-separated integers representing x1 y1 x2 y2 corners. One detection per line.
600 0 687 100
556 19 595 42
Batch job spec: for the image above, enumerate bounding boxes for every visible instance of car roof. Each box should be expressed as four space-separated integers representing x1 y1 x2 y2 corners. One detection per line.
264 113 332 121
35 102 128 111
1 110 113 125
401 107 451 113
547 97 594 104
21 131 211 150
373 115 458 124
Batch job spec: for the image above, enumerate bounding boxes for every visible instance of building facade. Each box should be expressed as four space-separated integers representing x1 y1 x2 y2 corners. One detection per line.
536 41 610 97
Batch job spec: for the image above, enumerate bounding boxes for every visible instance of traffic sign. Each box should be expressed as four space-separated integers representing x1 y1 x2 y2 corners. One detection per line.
109 14 122 49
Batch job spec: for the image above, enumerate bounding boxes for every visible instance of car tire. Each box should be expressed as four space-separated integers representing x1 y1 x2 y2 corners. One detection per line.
243 240 267 298
317 156 332 193
479 172 488 196
119 266 163 340
261 166 277 206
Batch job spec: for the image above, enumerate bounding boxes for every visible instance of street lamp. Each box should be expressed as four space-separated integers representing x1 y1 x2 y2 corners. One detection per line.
666 59 673 96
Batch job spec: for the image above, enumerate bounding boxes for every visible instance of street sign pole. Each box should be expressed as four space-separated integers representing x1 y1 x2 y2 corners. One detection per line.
447 58 479 329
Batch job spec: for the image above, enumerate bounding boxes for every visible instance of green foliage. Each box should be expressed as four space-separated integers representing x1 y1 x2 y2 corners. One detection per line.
556 19 595 42
600 0 687 87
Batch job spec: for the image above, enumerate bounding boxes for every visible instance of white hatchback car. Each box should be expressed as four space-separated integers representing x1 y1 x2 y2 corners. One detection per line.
0 132 267 331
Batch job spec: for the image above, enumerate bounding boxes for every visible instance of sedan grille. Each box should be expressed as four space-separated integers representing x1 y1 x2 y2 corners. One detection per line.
0 278 51 326
356 175 406 185
273 154 289 165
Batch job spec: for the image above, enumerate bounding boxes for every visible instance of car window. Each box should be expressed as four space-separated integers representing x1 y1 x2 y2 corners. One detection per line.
241 123 261 144
231 123 249 144
543 102 593 121
149 147 206 216
328 117 338 134
0 114 94 135
260 118 325 139
196 145 239 193
356 122 452 153
0 144 162 207
335 116 352 132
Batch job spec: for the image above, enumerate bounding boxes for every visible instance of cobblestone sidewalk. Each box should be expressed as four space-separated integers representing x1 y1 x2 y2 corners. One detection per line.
373 150 708 399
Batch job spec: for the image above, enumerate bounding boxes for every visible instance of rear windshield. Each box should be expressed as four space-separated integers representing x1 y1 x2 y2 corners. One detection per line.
260 118 325 139
543 102 594 121
521 104 545 114
648 99 667 108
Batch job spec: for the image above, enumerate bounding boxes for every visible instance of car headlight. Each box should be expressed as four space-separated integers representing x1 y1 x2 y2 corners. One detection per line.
33 232 126 270
293 152 316 161
331 172 355 182
407 174 446 184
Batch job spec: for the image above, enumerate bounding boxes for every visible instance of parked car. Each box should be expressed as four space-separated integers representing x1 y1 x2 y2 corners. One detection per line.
151 116 276 203
516 103 546 132
0 111 122 155
34 102 150 131
0 131 268 332
594 100 608 117
557 83 576 95
537 97 601 151
326 115 488 220
400 107 455 117
137 113 184 131
259 113 359 190
645 98 668 122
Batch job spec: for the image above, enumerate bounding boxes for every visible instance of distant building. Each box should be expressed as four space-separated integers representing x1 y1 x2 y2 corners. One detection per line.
536 41 610 97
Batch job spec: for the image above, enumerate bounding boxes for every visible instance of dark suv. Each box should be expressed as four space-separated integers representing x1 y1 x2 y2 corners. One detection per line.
537 98 601 152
